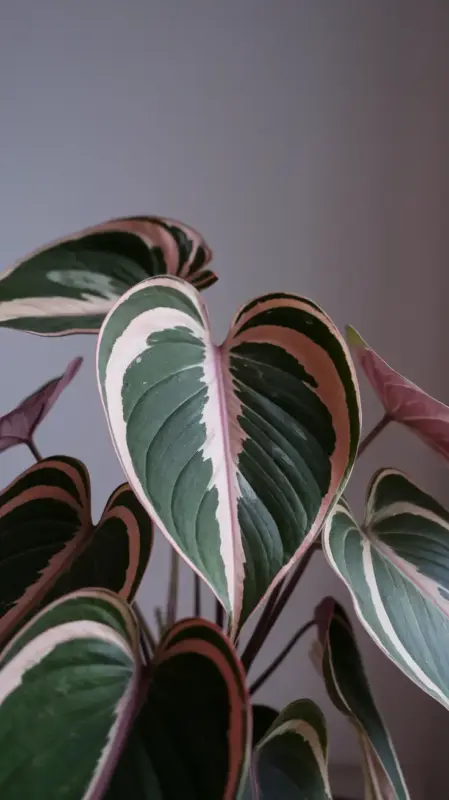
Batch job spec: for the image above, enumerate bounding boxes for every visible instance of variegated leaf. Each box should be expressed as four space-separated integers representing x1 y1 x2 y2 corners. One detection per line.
243 700 331 799
97 276 361 634
0 457 152 646
323 470 449 711
0 356 82 454
0 589 142 800
315 598 409 800
347 326 449 460
0 217 215 335
107 618 251 800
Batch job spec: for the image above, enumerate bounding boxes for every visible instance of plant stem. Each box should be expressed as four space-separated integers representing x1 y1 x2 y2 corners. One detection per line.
241 578 285 672
194 573 201 617
243 543 319 673
357 413 391 459
27 439 43 462
215 599 224 629
167 548 179 627
133 603 157 658
154 607 165 638
249 619 315 695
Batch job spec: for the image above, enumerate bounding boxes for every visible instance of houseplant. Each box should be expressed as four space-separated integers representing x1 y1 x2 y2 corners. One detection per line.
0 216 448 798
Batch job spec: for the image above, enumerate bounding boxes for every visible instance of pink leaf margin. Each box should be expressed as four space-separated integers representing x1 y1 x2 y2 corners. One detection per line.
0 356 83 454
347 325 449 461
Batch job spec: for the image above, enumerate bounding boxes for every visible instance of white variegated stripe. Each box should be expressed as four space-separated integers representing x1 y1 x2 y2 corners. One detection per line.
0 295 114 322
99 277 244 622
323 507 449 709
321 606 409 800
260 719 331 798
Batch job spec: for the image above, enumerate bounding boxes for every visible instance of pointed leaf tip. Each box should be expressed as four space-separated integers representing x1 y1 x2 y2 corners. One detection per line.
0 356 83 454
0 216 215 335
314 597 410 800
97 280 361 635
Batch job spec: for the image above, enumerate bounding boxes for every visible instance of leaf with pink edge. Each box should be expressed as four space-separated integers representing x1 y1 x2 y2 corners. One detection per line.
0 217 215 335
97 276 361 635
0 357 82 455
347 325 449 460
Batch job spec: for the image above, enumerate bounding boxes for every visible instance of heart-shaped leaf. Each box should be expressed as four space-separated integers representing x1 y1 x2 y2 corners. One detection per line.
323 470 449 711
97 276 361 634
0 456 152 646
252 705 278 746
0 356 82 454
243 700 331 799
107 618 251 800
0 217 215 335
0 589 142 800
347 326 449 460
314 598 409 800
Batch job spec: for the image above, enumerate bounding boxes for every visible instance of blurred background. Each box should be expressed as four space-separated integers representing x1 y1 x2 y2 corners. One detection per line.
0 2 448 797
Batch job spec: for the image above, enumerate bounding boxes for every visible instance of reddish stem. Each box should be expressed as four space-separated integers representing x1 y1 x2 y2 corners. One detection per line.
27 439 43 462
357 414 391 459
249 619 315 695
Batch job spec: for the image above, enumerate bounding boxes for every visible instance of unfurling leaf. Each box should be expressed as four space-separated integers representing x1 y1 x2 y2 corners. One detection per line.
243 700 331 799
314 597 409 800
0 456 152 646
0 589 142 800
98 276 361 635
0 217 215 335
347 325 449 460
107 618 251 800
323 470 449 712
0 356 82 454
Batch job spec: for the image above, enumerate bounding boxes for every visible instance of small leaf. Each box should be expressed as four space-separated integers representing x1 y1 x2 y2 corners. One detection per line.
107 618 251 800
0 217 215 335
244 700 332 799
0 589 142 800
347 325 449 460
314 597 409 800
323 470 449 712
98 276 361 635
0 457 152 646
0 356 82 454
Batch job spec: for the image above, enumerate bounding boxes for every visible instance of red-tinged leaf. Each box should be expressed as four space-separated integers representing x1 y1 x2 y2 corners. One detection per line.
0 357 83 454
347 326 449 460
0 457 152 646
107 618 252 800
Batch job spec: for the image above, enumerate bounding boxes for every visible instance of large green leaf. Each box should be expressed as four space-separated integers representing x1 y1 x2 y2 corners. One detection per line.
107 618 251 800
0 456 152 646
0 216 215 335
243 700 331 799
97 276 360 634
323 470 449 711
314 598 409 799
0 589 142 800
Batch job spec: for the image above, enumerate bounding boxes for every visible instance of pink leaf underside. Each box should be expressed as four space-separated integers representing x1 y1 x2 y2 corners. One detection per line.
358 343 449 460
0 356 83 453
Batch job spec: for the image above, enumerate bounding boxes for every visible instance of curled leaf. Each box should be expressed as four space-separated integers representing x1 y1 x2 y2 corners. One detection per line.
0 217 215 335
315 597 409 800
0 456 152 646
0 357 82 454
347 325 449 460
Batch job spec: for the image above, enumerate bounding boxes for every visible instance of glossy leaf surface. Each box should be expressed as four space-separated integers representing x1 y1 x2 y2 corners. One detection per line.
315 598 409 799
107 618 251 800
0 589 141 800
0 217 215 335
324 470 449 711
0 457 152 646
98 276 360 634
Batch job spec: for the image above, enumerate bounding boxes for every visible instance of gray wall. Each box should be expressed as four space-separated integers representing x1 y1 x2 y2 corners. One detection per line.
1 2 448 796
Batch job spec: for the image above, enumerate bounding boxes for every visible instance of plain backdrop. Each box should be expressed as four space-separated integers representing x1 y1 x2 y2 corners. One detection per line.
0 3 448 797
